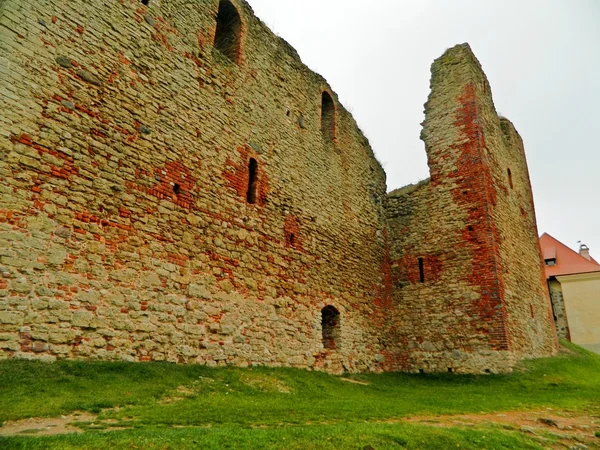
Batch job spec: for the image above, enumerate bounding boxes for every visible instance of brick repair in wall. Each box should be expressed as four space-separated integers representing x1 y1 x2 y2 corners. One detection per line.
0 0 557 374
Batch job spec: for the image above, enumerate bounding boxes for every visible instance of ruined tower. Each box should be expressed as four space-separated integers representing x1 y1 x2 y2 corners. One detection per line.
385 45 558 372
0 0 556 373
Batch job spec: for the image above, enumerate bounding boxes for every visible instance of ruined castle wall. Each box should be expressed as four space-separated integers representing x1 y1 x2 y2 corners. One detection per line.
0 0 388 371
486 117 558 357
385 45 556 373
385 179 517 373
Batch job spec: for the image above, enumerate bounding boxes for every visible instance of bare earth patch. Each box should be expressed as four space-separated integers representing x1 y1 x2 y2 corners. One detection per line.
340 378 370 386
0 412 96 436
240 373 293 393
2 407 599 448
405 409 600 449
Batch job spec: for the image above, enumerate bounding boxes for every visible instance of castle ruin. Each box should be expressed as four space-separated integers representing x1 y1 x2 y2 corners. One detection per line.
0 0 558 373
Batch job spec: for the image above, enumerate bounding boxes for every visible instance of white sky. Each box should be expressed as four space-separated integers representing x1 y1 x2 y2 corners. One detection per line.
247 0 600 258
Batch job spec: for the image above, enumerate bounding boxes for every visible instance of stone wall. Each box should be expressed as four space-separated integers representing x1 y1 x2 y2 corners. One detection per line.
0 2 557 373
385 45 557 374
0 0 388 372
548 278 570 340
492 118 557 358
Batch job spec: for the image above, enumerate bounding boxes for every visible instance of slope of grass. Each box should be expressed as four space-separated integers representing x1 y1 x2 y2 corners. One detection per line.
2 341 599 427
0 341 598 449
0 423 545 450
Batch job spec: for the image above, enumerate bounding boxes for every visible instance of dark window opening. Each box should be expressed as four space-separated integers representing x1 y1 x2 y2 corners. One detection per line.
448 367 453 373
530 304 534 318
246 158 258 204
321 305 340 350
214 0 242 63
419 369 424 374
545 258 556 266
142 0 149 5
507 168 513 189
484 369 491 374
418 257 424 283
468 225 473 232
321 91 335 140
173 183 181 195
288 232 295 247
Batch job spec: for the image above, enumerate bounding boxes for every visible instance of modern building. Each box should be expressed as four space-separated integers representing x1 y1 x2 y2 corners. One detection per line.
540 233 600 353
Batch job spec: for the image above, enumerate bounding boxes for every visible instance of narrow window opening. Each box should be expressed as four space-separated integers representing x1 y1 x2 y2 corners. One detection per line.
173 183 181 195
507 168 513 189
289 233 295 247
321 305 340 350
418 257 425 283
448 367 453 373
321 91 335 140
141 0 149 5
214 0 242 64
246 158 258 204
468 225 473 232
484 369 491 374
530 304 534 318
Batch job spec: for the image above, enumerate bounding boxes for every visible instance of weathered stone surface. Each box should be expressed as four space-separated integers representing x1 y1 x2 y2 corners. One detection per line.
72 310 94 327
61 100 75 111
0 312 23 325
76 69 102 86
32 342 49 353
0 1 555 373
55 56 73 69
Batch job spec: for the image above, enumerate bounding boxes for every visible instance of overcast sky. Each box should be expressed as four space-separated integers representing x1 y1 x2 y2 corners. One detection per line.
247 0 600 259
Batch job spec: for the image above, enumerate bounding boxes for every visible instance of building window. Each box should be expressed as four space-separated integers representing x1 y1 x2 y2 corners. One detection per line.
321 306 340 349
142 0 149 5
545 258 556 266
246 158 258 204
418 257 425 283
214 0 242 63
321 91 335 140
507 168 513 190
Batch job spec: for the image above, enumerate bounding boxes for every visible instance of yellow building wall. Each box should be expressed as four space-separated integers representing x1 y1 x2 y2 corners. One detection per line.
557 273 600 354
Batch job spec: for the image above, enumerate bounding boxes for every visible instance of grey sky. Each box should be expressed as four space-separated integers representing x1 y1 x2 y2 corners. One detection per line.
247 0 600 259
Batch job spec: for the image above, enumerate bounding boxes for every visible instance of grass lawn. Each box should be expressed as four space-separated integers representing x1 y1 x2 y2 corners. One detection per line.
0 341 599 449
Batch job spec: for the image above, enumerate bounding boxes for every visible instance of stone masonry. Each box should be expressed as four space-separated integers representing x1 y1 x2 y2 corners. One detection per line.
0 0 557 373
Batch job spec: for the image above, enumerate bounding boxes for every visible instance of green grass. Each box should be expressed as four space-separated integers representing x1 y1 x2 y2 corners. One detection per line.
0 423 545 449
0 340 599 449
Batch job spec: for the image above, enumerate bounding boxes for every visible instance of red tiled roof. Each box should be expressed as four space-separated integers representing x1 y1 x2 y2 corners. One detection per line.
539 233 600 278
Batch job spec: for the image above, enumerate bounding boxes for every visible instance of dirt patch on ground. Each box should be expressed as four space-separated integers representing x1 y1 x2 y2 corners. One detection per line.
240 373 293 393
0 412 96 436
2 407 599 447
405 409 600 449
340 377 370 386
